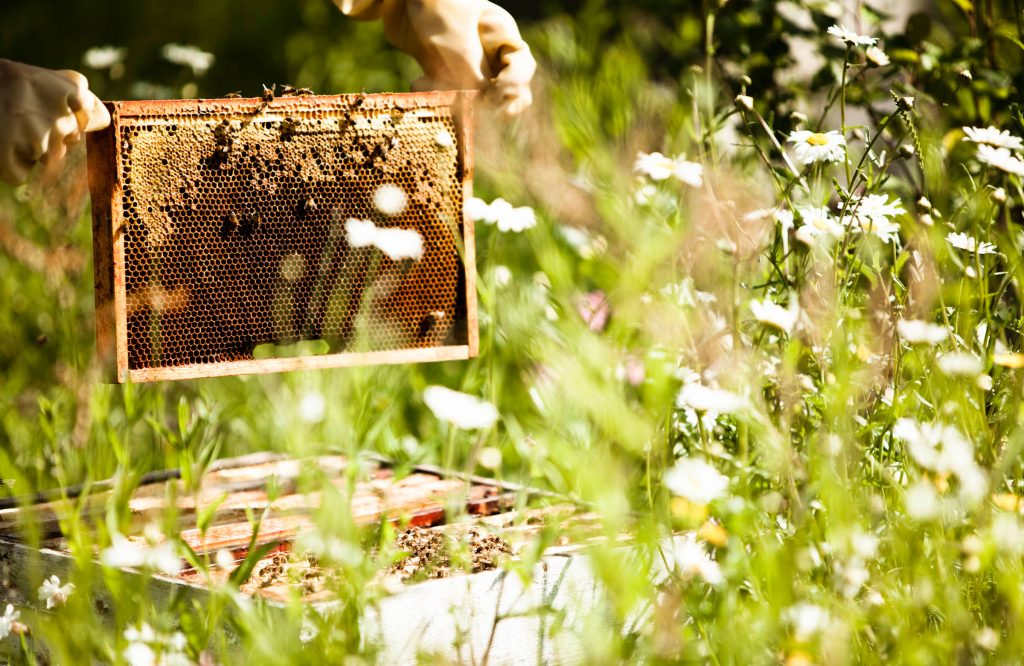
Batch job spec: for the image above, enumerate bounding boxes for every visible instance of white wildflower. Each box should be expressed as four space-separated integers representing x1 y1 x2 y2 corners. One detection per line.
947 231 997 255
976 627 1001 652
788 130 847 165
904 480 941 521
893 418 975 475
676 383 746 414
464 197 492 222
865 46 890 66
83 46 126 70
665 458 729 505
0 605 19 640
895 319 948 345
827 24 878 47
373 183 408 217
123 641 156 666
937 351 984 377
478 446 502 470
991 514 1024 553
161 43 215 76
101 530 182 575
634 151 703 187
38 575 74 609
749 297 800 334
671 159 704 187
962 126 1024 151
634 152 675 181
795 205 844 247
434 129 453 148
344 218 423 261
786 603 832 642
423 386 499 430
492 265 512 287
464 197 537 232
843 194 904 243
667 534 724 585
298 391 325 424
976 145 1024 176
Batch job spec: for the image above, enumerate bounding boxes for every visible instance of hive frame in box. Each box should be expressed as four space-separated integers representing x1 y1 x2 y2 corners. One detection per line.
87 91 478 383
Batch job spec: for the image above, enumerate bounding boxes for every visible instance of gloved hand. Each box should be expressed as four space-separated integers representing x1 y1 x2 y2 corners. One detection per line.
0 59 110 185
334 0 537 116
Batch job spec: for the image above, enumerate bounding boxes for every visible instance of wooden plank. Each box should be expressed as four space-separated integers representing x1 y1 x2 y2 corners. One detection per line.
455 91 480 357
127 345 471 382
86 103 126 382
114 90 467 119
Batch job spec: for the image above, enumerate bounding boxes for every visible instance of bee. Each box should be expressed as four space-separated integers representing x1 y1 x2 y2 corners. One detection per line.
417 311 446 339
280 116 299 141
223 90 243 98
303 197 318 215
221 211 240 238
256 84 276 114
281 85 314 97
352 92 366 108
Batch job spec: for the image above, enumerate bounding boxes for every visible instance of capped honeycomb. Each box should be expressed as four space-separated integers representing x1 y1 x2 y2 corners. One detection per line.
87 92 477 382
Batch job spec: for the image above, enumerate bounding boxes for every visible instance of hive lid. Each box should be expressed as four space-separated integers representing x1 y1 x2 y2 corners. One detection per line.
87 91 477 383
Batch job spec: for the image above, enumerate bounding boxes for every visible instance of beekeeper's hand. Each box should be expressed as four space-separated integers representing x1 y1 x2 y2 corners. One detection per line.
0 59 110 185
334 0 537 116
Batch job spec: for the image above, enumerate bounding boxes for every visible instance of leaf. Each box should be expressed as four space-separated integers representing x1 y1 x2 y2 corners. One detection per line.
196 493 228 536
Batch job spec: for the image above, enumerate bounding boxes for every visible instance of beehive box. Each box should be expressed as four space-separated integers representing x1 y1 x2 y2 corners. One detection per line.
0 454 600 663
87 91 477 383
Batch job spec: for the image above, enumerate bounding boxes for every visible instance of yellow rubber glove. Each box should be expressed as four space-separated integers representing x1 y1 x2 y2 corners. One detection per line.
334 0 537 116
0 59 111 185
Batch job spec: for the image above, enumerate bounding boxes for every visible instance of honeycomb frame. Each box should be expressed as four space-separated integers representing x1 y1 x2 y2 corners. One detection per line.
87 91 478 383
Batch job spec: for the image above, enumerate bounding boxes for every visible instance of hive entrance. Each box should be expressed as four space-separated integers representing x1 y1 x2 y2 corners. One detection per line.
88 92 477 382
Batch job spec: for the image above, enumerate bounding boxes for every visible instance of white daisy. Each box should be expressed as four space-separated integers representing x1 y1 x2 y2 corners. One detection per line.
464 197 537 233
665 458 729 504
893 419 975 474
976 145 1024 176
749 297 800 333
634 152 675 181
434 129 454 148
667 534 724 585
297 391 326 424
38 575 74 609
83 46 126 70
344 219 423 261
843 194 904 243
947 231 997 255
786 603 833 642
962 126 1024 151
671 159 704 187
423 386 499 430
161 43 215 76
788 130 847 165
795 206 844 247
865 46 890 67
895 319 948 345
904 480 941 521
373 183 408 217
0 605 20 640
937 351 984 377
101 529 182 575
634 151 703 187
827 24 878 47
676 383 747 414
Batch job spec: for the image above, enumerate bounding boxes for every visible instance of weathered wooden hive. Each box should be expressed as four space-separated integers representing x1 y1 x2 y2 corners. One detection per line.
87 91 477 382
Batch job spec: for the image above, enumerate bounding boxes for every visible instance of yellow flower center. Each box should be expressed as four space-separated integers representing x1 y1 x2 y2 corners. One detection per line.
806 133 830 146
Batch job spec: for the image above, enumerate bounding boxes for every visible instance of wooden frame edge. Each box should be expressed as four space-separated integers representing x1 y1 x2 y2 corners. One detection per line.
126 345 471 383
